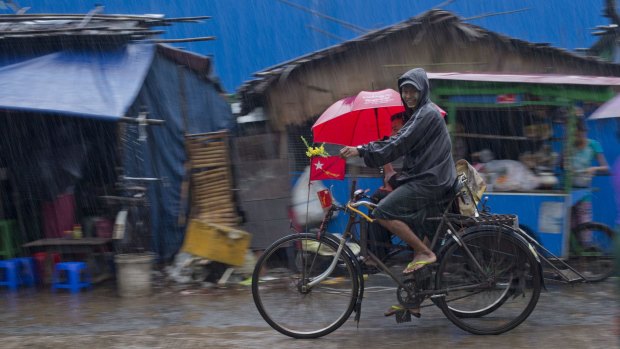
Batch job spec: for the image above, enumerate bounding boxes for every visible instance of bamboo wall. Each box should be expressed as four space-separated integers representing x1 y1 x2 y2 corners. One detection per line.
185 131 241 227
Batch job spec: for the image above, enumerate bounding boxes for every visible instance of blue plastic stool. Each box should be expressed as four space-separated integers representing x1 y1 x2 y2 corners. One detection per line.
14 257 36 287
0 259 19 291
52 262 91 293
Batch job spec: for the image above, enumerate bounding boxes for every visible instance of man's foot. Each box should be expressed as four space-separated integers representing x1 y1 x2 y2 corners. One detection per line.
403 253 436 274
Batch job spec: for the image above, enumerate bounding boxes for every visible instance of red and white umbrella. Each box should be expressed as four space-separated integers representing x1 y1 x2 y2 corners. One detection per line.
312 89 404 146
312 89 446 146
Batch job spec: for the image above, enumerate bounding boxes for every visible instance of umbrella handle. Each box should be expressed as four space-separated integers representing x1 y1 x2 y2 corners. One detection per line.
374 108 380 140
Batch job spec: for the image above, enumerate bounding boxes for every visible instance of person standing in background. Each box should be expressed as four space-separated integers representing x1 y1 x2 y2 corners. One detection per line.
611 121 620 335
571 119 610 244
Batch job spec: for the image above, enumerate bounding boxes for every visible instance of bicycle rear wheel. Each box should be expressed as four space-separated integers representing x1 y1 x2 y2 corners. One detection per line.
435 228 541 335
252 233 359 339
568 222 616 282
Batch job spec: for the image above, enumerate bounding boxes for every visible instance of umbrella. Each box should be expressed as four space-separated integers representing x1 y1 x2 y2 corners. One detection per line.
589 93 620 120
312 89 447 146
312 89 404 146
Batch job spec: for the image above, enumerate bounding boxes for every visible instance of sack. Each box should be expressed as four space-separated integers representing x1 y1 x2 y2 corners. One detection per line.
483 159 540 191
291 166 339 225
455 159 487 216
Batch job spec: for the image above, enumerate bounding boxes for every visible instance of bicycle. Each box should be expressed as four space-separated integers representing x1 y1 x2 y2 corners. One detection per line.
99 176 163 254
251 176 543 338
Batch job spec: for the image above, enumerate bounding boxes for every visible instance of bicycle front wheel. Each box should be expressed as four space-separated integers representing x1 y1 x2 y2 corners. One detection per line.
568 222 616 282
252 233 359 339
435 228 541 335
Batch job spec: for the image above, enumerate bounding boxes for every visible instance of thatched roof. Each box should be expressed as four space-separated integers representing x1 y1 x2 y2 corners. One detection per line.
238 9 620 122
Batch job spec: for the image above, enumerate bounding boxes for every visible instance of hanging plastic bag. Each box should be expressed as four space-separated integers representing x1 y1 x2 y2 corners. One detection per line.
456 159 487 216
291 166 339 225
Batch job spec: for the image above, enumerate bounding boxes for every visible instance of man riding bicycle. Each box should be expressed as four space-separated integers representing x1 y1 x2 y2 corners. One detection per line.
339 67 456 277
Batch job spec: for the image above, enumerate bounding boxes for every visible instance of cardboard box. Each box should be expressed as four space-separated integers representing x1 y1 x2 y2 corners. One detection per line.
181 219 251 266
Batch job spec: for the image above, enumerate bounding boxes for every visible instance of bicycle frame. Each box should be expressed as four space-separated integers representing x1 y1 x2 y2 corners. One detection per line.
99 176 161 254
304 191 496 300
515 226 591 283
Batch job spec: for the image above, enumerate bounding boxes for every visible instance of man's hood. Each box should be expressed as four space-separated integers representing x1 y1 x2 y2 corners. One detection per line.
397 68 430 115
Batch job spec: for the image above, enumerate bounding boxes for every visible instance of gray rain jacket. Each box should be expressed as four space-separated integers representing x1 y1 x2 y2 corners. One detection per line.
357 68 456 196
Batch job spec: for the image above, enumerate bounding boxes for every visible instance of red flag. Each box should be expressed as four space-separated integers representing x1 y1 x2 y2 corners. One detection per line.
310 156 345 181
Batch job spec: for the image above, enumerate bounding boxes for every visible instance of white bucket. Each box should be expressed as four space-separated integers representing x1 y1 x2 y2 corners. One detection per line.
114 253 155 297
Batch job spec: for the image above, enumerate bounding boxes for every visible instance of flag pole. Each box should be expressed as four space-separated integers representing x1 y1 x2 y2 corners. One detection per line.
305 169 312 235
348 158 359 199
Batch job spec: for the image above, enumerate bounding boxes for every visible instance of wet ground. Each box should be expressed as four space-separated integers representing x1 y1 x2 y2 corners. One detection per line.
0 273 618 349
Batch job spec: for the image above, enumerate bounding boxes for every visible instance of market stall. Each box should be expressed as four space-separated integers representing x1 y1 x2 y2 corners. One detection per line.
429 72 620 257
0 24 234 263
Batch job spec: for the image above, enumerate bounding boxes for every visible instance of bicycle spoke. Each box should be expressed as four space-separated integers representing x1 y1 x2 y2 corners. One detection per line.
252 234 358 339
567 223 616 282
435 229 541 335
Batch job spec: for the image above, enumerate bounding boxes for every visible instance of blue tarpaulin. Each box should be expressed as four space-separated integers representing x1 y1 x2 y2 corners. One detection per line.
123 49 235 260
0 44 155 120
0 42 234 261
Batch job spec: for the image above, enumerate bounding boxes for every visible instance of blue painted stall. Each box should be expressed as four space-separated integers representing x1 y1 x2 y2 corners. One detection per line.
429 72 620 257
294 73 620 258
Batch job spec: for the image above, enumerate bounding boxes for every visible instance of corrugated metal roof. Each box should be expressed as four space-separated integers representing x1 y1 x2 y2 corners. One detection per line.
0 11 211 42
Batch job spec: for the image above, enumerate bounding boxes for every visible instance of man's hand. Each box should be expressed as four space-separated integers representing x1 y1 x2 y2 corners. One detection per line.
339 146 359 158
383 163 396 190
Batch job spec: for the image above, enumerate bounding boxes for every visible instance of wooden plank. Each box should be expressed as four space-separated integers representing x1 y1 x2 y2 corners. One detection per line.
187 146 227 154
187 141 224 148
196 201 235 209
191 169 227 180
192 180 230 190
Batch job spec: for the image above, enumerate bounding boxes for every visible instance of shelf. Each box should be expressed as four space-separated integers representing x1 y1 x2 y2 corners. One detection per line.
453 132 529 141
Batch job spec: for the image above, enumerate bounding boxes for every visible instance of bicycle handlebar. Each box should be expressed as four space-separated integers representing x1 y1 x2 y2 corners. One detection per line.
349 200 377 209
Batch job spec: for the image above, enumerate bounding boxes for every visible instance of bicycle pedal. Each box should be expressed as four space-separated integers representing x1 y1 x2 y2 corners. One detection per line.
395 309 412 323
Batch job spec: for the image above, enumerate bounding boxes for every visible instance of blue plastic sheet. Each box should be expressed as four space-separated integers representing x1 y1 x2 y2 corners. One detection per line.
0 43 234 261
0 44 155 120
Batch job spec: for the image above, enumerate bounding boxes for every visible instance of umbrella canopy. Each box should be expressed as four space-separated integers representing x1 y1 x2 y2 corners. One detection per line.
312 89 404 146
312 89 447 146
589 94 620 120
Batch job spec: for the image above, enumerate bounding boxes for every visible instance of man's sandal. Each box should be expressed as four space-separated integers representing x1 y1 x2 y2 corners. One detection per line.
403 260 434 275
384 305 421 318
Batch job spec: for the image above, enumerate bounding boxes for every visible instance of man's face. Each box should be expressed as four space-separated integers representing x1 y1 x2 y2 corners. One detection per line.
401 84 420 108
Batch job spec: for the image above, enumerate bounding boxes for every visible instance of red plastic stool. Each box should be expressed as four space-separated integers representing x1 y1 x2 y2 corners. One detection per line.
33 252 61 286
